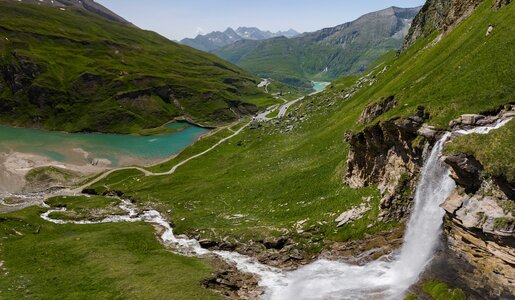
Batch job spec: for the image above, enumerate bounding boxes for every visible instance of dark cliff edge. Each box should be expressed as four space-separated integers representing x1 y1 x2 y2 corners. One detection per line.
345 105 433 222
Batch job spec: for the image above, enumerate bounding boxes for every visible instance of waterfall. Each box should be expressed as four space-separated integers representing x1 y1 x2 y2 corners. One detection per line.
259 119 510 299
259 133 456 300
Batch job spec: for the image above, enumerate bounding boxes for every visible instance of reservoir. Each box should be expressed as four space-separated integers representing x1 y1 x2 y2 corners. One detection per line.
0 122 209 167
312 82 330 93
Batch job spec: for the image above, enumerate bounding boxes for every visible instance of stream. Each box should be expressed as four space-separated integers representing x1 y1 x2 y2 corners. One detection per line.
33 118 511 299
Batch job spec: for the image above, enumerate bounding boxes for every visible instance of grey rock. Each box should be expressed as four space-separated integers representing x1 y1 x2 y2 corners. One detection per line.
444 154 484 193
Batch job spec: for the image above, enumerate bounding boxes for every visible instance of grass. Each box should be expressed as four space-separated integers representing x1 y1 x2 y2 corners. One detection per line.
0 1 272 133
45 195 125 221
84 0 514 252
46 195 119 210
422 280 466 300
444 118 515 182
144 128 235 174
0 207 222 299
25 166 80 189
266 109 280 119
137 124 189 136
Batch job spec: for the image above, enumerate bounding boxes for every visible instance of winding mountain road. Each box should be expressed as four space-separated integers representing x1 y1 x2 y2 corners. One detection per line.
255 87 326 122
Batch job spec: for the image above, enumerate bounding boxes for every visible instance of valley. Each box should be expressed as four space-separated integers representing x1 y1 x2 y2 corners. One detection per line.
0 0 514 299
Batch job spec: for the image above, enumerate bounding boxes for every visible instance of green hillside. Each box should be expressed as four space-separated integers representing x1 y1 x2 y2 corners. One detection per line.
0 1 274 133
86 0 513 248
1 0 513 298
214 7 420 87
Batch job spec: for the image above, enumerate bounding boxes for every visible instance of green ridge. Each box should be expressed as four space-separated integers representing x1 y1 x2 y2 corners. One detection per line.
86 0 514 248
0 0 275 133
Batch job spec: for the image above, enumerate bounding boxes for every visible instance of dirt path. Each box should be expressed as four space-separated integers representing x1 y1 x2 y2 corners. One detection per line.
69 122 250 193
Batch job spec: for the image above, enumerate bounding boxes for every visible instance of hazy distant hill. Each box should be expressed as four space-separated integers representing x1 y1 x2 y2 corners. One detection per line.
214 6 420 86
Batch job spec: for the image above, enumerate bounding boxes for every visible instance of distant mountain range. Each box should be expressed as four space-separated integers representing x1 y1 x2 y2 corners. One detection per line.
213 6 421 86
180 27 300 52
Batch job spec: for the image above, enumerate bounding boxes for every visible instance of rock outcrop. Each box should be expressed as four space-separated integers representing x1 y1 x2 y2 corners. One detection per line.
402 0 485 51
345 106 433 221
441 109 514 297
493 0 512 9
202 258 263 299
358 95 397 125
442 181 514 297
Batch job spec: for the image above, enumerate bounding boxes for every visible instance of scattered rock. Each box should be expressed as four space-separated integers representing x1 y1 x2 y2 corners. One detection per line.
263 237 288 250
486 24 494 36
492 0 511 9
335 197 372 227
320 227 404 265
449 106 514 129
203 257 263 299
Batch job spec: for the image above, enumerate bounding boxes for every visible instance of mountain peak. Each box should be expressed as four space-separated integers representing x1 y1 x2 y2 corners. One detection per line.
181 26 300 52
7 0 133 25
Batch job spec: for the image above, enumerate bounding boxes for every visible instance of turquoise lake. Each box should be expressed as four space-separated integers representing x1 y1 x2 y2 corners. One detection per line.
0 122 209 166
312 82 330 93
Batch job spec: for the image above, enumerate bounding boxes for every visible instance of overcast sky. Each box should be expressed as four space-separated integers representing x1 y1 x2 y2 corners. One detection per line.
96 0 426 41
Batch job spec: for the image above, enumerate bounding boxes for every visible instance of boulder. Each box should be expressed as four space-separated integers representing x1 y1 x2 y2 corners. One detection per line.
335 197 372 227
444 154 484 193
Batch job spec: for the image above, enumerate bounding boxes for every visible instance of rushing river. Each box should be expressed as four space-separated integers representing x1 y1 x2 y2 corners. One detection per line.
37 118 511 299
0 122 208 167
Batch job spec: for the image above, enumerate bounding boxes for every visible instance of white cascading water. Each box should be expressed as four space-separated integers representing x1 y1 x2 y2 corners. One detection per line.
37 118 511 300
255 132 456 299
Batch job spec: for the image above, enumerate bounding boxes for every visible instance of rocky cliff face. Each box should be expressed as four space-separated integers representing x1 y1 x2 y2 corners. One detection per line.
440 110 514 298
402 0 484 50
346 99 514 296
345 106 435 221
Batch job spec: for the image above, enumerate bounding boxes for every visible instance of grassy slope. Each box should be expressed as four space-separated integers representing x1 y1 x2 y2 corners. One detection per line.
445 118 515 182
85 0 514 250
0 1 276 133
0 207 222 299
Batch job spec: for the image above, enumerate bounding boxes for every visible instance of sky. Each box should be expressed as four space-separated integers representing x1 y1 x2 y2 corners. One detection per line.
96 0 426 41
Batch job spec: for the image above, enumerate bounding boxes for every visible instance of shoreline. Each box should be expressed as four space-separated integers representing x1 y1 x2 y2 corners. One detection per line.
0 115 218 136
0 119 239 195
